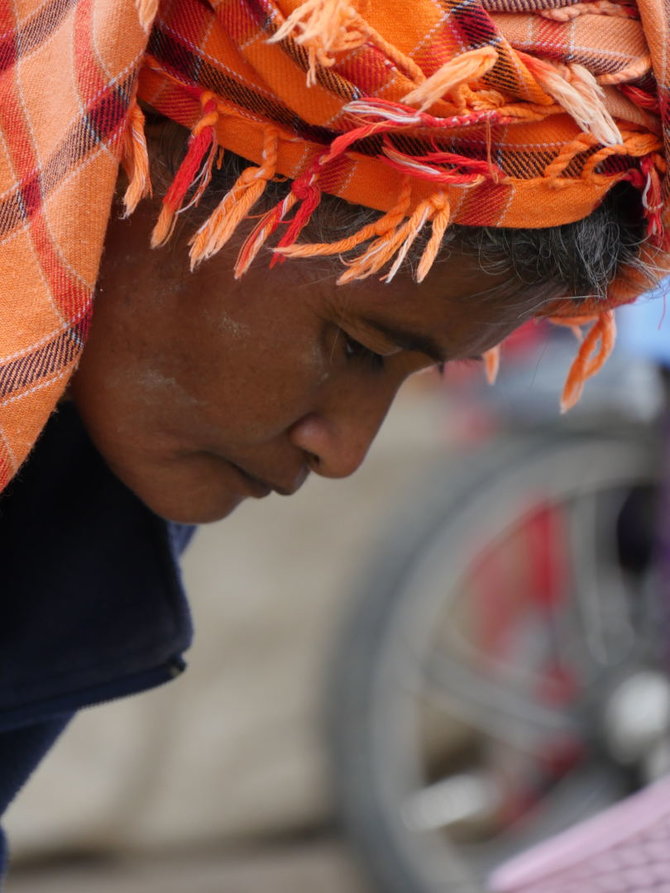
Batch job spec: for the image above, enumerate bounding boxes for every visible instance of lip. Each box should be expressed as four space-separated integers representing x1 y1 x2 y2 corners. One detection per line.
230 463 273 498
231 462 308 498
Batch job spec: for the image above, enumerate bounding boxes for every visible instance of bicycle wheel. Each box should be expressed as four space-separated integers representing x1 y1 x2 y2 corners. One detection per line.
328 428 667 893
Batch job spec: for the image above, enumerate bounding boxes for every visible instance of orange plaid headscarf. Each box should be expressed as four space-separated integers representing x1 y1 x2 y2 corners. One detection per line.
0 0 668 493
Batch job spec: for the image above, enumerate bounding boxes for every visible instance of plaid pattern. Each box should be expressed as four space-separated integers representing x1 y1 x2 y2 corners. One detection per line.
139 0 666 228
0 0 147 491
0 0 668 492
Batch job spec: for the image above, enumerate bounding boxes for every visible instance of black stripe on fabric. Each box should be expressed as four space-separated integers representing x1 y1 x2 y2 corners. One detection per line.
0 0 78 75
0 77 131 239
450 0 500 50
79 77 132 156
0 326 83 398
240 0 278 34
481 0 582 10
448 3 525 100
148 27 337 145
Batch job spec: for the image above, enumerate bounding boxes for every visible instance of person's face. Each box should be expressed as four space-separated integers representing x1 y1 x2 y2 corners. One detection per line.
71 199 542 524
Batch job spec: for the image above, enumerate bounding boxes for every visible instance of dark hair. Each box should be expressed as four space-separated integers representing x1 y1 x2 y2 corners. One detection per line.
146 116 653 306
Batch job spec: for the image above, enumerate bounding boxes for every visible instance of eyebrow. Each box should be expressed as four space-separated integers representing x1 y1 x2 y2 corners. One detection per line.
363 318 448 364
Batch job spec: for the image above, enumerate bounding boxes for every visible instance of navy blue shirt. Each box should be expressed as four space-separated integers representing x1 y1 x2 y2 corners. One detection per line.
0 403 194 877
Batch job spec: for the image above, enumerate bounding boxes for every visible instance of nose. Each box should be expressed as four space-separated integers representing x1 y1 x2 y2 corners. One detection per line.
287 388 394 480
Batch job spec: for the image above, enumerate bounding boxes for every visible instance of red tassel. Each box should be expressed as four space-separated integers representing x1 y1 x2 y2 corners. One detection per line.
382 143 501 185
234 192 299 278
640 154 666 246
272 171 324 260
151 93 219 248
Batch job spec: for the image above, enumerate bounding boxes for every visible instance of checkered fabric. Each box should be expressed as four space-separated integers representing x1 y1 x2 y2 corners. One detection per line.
0 0 147 491
0 0 668 492
142 0 666 229
489 774 670 893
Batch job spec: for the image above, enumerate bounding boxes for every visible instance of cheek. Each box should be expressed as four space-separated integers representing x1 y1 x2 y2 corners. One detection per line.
71 218 336 518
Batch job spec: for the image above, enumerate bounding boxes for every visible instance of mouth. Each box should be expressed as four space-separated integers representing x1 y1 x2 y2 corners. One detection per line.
231 463 308 498
231 463 273 498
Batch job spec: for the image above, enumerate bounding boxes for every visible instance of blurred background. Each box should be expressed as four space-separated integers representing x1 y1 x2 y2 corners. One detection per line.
4 295 670 893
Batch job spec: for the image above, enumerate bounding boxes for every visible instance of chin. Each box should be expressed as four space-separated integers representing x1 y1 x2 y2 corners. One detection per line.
100 446 260 524
107 461 250 525
138 487 249 525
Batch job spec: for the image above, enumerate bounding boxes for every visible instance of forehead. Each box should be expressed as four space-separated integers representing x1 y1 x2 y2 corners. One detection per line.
334 250 542 361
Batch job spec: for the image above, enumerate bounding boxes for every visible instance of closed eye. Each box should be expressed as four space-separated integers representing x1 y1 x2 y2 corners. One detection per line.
341 331 385 370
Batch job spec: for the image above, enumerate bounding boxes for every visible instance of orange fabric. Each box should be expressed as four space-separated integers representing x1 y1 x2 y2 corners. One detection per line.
138 2 666 232
135 0 670 410
0 0 146 490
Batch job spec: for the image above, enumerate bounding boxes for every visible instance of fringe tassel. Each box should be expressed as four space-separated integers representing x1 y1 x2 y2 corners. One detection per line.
234 192 299 279
121 99 151 217
383 202 433 282
521 55 622 147
402 46 498 113
338 192 450 284
539 0 637 20
151 92 220 249
260 131 374 265
336 220 414 283
273 167 324 259
483 346 500 385
640 154 666 246
135 0 159 32
619 84 660 114
233 105 461 279
382 144 500 186
274 178 412 260
269 0 367 86
416 193 451 283
559 311 616 412
189 127 279 270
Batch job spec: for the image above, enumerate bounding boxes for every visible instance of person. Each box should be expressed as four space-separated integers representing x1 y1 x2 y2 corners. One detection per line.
0 0 668 880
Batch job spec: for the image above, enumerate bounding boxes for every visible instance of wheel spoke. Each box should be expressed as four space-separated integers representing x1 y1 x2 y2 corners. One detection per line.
419 650 579 752
565 490 639 674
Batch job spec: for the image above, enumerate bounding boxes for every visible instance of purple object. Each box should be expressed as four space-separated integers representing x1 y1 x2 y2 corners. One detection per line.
489 775 670 892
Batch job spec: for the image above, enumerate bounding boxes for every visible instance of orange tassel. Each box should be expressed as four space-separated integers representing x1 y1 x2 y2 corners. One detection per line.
337 216 415 283
269 0 367 86
521 55 622 147
190 127 279 269
121 99 151 217
416 193 451 283
337 192 449 285
483 346 500 385
540 0 637 20
402 46 498 113
384 192 453 283
274 177 412 260
383 202 433 282
560 311 616 411
135 0 159 31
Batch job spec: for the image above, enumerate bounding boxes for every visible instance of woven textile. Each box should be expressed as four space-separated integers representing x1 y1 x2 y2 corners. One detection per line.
0 0 669 493
0 0 146 492
142 0 664 230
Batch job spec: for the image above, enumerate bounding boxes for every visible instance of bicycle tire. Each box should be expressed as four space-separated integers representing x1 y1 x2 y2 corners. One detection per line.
327 427 660 893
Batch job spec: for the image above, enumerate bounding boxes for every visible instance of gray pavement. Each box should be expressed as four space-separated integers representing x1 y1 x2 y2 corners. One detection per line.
6 838 373 893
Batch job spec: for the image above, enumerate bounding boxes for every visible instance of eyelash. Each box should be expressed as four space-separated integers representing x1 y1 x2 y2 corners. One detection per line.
341 331 385 370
